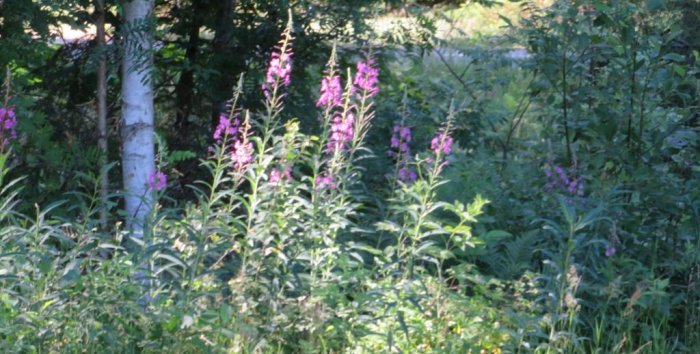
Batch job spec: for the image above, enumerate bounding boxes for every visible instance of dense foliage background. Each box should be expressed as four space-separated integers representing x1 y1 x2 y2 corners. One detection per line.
0 0 699 352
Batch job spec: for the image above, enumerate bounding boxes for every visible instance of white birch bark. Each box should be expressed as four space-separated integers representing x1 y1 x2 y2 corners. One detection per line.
121 0 155 236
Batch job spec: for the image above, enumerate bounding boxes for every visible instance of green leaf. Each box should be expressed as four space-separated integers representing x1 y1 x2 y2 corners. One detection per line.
167 150 197 163
498 14 514 28
397 311 410 340
445 224 472 235
38 254 52 274
220 303 232 322
483 229 511 241
59 269 80 288
662 53 685 62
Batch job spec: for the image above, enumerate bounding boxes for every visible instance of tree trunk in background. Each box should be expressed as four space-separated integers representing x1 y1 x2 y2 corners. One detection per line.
174 6 201 133
121 0 155 236
96 0 109 229
210 0 237 128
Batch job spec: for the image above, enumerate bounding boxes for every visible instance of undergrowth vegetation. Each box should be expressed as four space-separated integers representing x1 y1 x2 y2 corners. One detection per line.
1 0 699 353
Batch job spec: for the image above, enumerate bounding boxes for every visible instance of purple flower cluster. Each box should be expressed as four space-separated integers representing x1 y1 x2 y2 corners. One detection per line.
232 139 254 170
327 112 354 153
544 165 584 197
213 114 240 144
269 166 292 185
388 123 416 182
315 173 336 190
397 167 417 182
0 106 17 149
605 222 619 257
316 75 342 108
314 55 380 190
262 30 293 98
605 245 616 257
430 129 453 156
354 59 379 97
266 51 292 87
148 170 167 191
388 124 411 157
214 113 253 172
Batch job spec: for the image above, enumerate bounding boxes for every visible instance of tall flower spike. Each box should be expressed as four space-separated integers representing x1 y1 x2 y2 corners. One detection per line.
354 58 379 97
0 107 17 149
1 68 17 150
316 45 343 108
231 111 254 172
325 69 357 154
212 75 246 155
430 128 453 156
544 164 584 200
213 113 240 144
389 123 412 155
327 111 354 153
388 122 416 182
262 12 294 99
427 101 456 175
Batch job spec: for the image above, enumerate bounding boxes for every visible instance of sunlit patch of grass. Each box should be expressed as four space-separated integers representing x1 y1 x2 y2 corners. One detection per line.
438 0 553 38
436 0 552 48
371 1 552 48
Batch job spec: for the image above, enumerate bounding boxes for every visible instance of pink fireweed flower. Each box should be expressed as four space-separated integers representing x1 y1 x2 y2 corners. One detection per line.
354 59 379 97
265 51 292 87
397 166 417 182
430 129 453 156
148 170 167 191
544 164 584 197
261 24 294 98
269 166 292 185
327 112 354 153
388 123 411 156
213 111 254 173
605 245 616 257
427 128 454 175
400 126 411 141
232 140 254 170
0 106 17 149
387 123 416 183
213 114 240 144
316 74 342 108
315 173 337 190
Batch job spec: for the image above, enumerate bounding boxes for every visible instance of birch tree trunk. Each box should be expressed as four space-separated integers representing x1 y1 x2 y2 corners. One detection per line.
96 0 109 229
121 0 155 236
